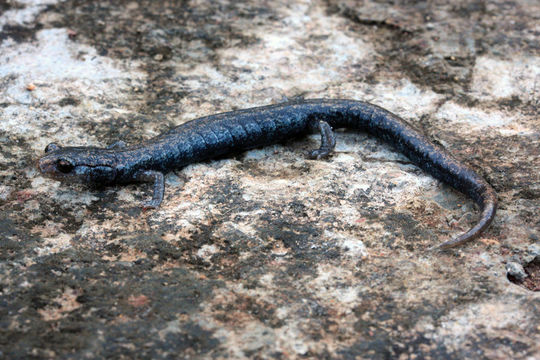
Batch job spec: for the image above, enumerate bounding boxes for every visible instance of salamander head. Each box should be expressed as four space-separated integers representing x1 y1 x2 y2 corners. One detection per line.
38 143 117 184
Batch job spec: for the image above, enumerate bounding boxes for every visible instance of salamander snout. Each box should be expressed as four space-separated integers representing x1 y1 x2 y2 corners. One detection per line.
38 144 118 184
38 143 70 179
38 154 75 180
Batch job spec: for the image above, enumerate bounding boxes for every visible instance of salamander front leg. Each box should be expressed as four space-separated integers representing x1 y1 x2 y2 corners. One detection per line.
308 120 336 159
135 170 164 209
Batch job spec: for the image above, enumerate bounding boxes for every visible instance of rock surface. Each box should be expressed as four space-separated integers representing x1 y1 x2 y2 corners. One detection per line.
1 0 539 358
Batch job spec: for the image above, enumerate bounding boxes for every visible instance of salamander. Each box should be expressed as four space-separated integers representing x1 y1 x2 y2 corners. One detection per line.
38 99 497 249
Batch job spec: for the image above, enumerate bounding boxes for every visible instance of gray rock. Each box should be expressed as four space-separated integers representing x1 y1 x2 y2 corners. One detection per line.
506 261 528 281
524 244 540 263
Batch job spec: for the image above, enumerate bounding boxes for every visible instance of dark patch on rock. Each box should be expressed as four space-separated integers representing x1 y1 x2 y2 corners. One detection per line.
0 216 33 261
0 0 10 12
239 156 313 179
132 233 184 261
0 24 42 43
256 213 338 276
148 45 173 62
327 3 414 35
213 294 285 328
140 65 189 115
58 96 80 107
382 212 434 250
497 95 523 109
77 114 160 146
1 247 223 358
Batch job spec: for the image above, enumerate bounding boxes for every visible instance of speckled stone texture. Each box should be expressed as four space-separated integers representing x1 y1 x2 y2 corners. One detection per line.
1 0 539 358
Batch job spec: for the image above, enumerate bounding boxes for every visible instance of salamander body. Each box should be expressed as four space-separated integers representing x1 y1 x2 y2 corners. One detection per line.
38 99 497 249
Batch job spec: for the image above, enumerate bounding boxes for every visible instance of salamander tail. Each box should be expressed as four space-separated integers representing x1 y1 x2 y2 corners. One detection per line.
431 187 497 250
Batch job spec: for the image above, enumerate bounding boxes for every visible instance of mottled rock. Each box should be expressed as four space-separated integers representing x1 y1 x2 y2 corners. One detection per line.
1 0 539 359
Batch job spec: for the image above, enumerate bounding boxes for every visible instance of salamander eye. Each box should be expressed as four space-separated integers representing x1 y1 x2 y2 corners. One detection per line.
56 159 74 173
45 143 61 153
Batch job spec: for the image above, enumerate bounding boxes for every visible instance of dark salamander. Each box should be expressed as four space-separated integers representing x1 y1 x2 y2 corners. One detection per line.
38 99 497 249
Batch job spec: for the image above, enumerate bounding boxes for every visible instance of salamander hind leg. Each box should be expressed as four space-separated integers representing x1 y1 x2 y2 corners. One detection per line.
308 120 336 159
135 170 165 209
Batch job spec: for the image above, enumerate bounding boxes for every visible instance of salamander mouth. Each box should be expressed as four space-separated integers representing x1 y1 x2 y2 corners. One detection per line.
37 157 75 181
38 157 56 176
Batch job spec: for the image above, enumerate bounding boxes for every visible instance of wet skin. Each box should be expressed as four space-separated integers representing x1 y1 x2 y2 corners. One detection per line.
38 99 497 249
